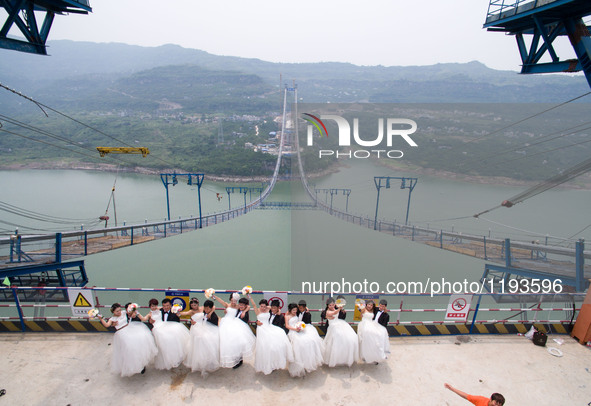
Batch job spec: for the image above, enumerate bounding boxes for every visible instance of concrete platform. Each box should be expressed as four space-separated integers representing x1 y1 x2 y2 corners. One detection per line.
0 333 589 405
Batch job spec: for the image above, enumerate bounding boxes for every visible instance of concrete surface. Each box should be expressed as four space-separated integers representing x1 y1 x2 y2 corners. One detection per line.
0 333 589 405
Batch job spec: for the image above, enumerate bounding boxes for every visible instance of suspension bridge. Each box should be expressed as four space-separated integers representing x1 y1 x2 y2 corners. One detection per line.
1 0 591 294
0 83 590 297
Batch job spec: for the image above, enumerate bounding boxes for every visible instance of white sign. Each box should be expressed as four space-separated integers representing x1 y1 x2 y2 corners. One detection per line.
68 288 96 317
445 294 473 322
263 292 288 312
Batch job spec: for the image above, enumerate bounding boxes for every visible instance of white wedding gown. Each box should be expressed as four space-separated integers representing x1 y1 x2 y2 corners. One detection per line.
323 314 359 367
253 312 294 375
219 307 256 368
184 312 220 375
357 312 390 363
286 315 324 377
151 309 190 370
110 314 158 377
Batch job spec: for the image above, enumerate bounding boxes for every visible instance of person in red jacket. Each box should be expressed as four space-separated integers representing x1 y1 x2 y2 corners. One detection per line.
444 383 505 406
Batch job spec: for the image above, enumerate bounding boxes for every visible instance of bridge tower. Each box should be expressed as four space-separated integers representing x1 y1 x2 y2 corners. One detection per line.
1 0 92 55
483 0 591 88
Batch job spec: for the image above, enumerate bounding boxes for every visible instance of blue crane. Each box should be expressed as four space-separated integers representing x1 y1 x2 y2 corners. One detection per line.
484 0 591 88
0 0 92 55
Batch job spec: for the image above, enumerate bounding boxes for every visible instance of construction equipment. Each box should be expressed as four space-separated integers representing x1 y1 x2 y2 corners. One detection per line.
96 147 150 157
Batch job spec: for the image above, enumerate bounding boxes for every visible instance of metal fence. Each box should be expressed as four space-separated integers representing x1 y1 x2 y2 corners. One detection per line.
0 286 583 335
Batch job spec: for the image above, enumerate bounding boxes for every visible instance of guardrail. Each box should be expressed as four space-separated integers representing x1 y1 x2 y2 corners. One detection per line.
0 287 582 335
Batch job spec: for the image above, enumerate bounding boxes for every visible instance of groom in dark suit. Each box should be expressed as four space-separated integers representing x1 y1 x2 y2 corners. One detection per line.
373 299 389 328
269 299 288 334
161 298 180 322
297 300 312 324
203 300 219 326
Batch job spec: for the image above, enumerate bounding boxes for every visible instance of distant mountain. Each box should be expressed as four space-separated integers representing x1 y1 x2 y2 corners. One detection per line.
1 41 589 180
0 40 589 110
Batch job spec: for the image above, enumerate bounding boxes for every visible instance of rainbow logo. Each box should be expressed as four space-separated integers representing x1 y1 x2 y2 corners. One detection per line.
302 113 329 138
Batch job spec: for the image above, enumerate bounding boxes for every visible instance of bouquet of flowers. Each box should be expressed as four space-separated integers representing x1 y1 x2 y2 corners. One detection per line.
241 285 253 295
356 302 366 310
204 288 215 299
335 298 347 308
299 322 306 329
126 303 138 314
171 304 182 314
87 308 101 318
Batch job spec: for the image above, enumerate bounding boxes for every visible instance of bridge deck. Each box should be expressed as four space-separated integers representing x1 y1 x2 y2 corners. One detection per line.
0 332 587 404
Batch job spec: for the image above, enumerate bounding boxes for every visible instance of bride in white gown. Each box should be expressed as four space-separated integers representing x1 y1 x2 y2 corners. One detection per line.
249 295 293 375
97 303 157 377
357 300 390 364
183 298 220 375
215 292 256 368
285 303 324 377
323 297 359 367
146 298 190 370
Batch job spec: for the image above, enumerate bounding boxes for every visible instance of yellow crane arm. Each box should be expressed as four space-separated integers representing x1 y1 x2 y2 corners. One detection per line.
96 147 150 157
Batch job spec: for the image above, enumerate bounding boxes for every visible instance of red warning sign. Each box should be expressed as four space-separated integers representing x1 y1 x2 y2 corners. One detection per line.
445 294 473 322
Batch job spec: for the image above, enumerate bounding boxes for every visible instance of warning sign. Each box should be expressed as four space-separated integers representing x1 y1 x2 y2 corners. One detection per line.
68 288 96 317
445 294 473 322
73 293 92 307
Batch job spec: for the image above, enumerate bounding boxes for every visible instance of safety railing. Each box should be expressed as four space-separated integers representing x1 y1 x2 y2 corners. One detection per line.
485 0 558 24
0 287 583 334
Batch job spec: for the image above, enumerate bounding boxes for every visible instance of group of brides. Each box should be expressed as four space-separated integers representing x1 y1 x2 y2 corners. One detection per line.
95 293 390 378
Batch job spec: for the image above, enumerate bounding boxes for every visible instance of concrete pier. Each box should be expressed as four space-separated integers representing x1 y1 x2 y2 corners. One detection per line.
0 333 589 405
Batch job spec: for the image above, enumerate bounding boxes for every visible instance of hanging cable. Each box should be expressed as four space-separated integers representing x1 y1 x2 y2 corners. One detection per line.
474 155 591 217
463 91 591 145
0 113 134 165
0 82 183 170
0 127 101 161
460 120 591 169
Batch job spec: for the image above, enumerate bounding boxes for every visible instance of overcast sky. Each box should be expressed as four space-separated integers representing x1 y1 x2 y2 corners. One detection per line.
7 0 580 71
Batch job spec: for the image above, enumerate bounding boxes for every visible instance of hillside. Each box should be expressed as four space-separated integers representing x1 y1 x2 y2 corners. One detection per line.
0 41 590 180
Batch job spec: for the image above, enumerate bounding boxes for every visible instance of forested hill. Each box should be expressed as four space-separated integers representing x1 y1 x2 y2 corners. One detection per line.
1 40 589 109
0 41 589 180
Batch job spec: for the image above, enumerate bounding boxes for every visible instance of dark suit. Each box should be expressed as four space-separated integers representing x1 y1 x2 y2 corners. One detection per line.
270 312 288 334
236 308 249 324
206 311 219 326
297 310 312 324
373 309 389 328
161 308 180 322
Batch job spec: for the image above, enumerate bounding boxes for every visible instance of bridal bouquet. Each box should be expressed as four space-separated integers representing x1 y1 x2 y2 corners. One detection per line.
205 288 215 299
356 302 366 310
300 322 306 329
171 304 182 314
87 308 101 318
241 285 253 295
127 303 138 314
335 298 347 307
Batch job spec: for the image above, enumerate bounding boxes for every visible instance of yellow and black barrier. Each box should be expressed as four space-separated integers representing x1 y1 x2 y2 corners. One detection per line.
0 320 570 335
